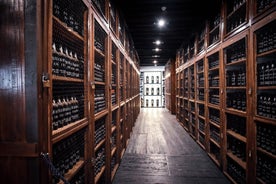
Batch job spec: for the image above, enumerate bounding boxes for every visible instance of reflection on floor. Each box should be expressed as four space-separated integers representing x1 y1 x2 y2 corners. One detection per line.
112 108 230 184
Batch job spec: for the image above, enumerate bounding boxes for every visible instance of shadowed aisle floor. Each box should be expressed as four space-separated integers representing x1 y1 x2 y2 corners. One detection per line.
112 108 230 184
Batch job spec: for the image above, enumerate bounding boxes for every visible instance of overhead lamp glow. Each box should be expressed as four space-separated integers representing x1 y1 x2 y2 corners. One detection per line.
155 40 161 45
158 19 165 27
152 55 160 58
153 60 158 64
154 48 161 52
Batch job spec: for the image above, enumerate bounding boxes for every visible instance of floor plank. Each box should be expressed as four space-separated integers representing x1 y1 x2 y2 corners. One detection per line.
112 108 230 184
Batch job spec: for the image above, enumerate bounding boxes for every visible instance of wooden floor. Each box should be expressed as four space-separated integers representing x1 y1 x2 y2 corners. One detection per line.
112 108 230 184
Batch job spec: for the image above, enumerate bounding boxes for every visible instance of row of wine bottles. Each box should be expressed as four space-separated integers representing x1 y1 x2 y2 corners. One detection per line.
228 136 246 161
226 68 246 86
53 129 85 181
53 0 84 36
210 125 220 144
94 22 106 53
52 43 84 79
208 56 219 69
209 108 220 125
95 118 106 146
226 9 246 33
142 99 161 107
257 0 276 13
257 123 276 154
210 31 220 45
145 87 162 95
225 40 246 64
111 132 116 149
95 146 105 176
209 76 219 87
230 0 246 13
94 58 105 82
209 89 220 105
227 114 246 136
227 91 246 111
257 62 276 86
198 104 205 116
199 118 205 132
52 96 80 130
257 93 276 119
111 89 117 105
95 88 106 113
145 76 161 84
227 157 246 184
198 89 205 101
256 23 276 54
256 152 276 183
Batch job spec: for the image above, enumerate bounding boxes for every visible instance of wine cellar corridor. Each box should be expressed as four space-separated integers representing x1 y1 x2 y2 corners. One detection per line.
0 0 275 184
112 108 230 184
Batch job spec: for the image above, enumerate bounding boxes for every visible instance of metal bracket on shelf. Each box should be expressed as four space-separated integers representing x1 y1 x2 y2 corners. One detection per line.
42 73 50 88
91 82 95 89
248 88 252 95
40 152 70 184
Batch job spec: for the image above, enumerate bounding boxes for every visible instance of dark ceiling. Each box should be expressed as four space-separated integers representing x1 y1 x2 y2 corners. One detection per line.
113 0 222 66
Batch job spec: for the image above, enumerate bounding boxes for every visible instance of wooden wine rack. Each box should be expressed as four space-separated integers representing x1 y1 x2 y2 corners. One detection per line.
173 1 276 183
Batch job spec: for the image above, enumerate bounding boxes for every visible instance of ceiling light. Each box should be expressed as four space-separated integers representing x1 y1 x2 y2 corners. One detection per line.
155 40 161 45
152 55 160 58
154 48 161 52
161 6 167 11
153 60 158 64
158 19 165 27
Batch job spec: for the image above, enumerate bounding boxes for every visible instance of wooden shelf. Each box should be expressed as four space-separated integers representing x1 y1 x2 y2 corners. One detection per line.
95 139 106 152
257 147 276 160
173 2 275 184
198 129 205 135
94 47 105 57
210 138 220 148
197 140 206 150
209 120 220 128
227 130 247 143
111 147 117 157
223 171 238 184
57 159 85 184
256 48 276 57
95 109 108 120
95 166 106 184
226 58 246 66
227 151 246 170
257 86 276 90
53 16 84 41
254 116 276 125
95 81 106 85
111 126 116 134
208 66 219 71
209 24 220 34
225 108 246 116
208 153 220 167
111 164 119 181
256 177 266 184
52 119 88 143
52 75 84 82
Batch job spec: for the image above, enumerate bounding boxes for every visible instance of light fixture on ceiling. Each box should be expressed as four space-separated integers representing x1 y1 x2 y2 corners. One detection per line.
154 40 162 45
157 18 166 27
152 55 160 58
161 6 167 12
153 60 158 64
153 48 161 52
